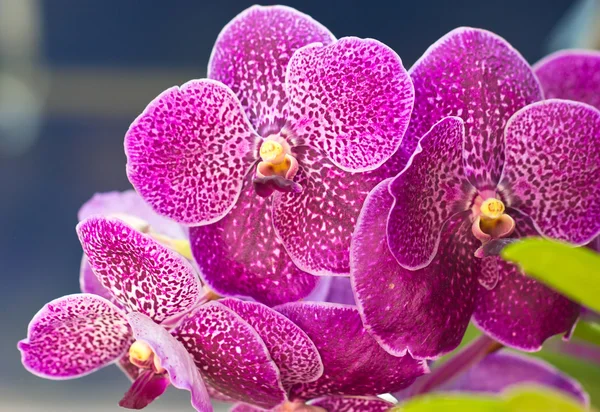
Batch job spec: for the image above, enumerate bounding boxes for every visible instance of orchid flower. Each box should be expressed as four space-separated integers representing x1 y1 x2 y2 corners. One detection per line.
124 5 414 306
18 217 211 410
351 28 600 359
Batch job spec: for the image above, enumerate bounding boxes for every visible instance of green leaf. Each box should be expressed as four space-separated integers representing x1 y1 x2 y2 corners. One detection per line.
501 238 600 312
502 385 588 412
572 321 600 347
391 393 504 412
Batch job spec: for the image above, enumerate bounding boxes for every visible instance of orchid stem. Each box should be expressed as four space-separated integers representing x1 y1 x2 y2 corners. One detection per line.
411 334 503 396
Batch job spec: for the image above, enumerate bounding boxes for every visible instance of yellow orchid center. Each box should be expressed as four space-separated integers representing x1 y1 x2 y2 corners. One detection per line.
129 340 153 366
480 198 505 220
260 140 286 165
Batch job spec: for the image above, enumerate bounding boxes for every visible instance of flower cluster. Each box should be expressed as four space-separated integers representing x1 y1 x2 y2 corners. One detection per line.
18 4 599 412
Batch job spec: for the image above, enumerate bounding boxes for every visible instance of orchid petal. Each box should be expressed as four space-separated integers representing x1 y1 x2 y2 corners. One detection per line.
126 312 212 412
18 294 131 379
286 37 414 172
221 298 323 390
272 146 394 276
79 255 116 304
119 370 170 410
473 213 579 351
310 396 394 411
387 116 473 269
125 79 261 225
190 180 318 306
499 99 600 245
439 351 588 405
77 217 203 323
406 27 542 189
534 50 600 110
175 301 286 409
352 180 480 359
277 302 427 399
78 190 186 239
209 5 334 134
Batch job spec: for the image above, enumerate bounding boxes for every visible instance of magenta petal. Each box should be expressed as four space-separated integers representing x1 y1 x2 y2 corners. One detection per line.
190 181 318 306
277 302 427 399
80 255 117 303
499 99 600 245
310 396 394 411
352 180 480 359
209 5 334 134
174 301 286 409
286 37 414 172
119 370 170 410
407 27 542 188
388 116 474 269
125 79 261 225
220 298 323 390
126 312 211 412
77 217 203 323
439 351 588 405
473 213 579 351
18 294 131 379
78 190 186 239
272 146 393 276
534 50 600 110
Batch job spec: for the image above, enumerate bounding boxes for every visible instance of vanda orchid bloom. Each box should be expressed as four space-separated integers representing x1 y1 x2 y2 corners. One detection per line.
351 28 600 359
125 5 415 306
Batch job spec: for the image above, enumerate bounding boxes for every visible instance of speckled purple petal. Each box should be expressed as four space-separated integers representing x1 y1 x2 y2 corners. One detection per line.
209 5 334 134
77 217 202 323
272 146 393 276
18 294 131 379
78 190 186 239
125 79 261 226
406 27 542 189
80 255 116 303
190 179 318 306
174 301 286 409
220 298 323 390
472 213 580 351
126 312 211 412
276 302 427 399
310 396 394 411
286 37 414 172
119 370 170 410
388 117 474 270
352 179 480 359
499 99 600 245
439 351 588 405
534 50 600 110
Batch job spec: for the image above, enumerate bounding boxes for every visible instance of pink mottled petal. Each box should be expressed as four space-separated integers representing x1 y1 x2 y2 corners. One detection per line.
220 298 323 390
174 301 286 409
534 50 600 110
119 370 170 410
18 294 131 379
439 351 588 405
388 116 474 269
209 5 334 134
286 37 414 172
78 190 186 239
352 180 480 359
310 396 394 411
479 256 500 290
125 79 261 225
277 302 427 399
77 217 203 323
207 384 237 402
80 255 116 303
126 312 211 412
406 27 542 189
190 179 318 306
473 213 580 351
499 99 600 245
272 146 393 276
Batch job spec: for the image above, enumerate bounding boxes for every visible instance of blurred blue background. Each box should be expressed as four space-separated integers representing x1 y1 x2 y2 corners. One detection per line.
1 0 598 410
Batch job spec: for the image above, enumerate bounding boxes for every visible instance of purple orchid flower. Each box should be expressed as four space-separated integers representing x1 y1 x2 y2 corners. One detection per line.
222 302 427 411
124 5 415 306
18 217 211 410
351 28 600 359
